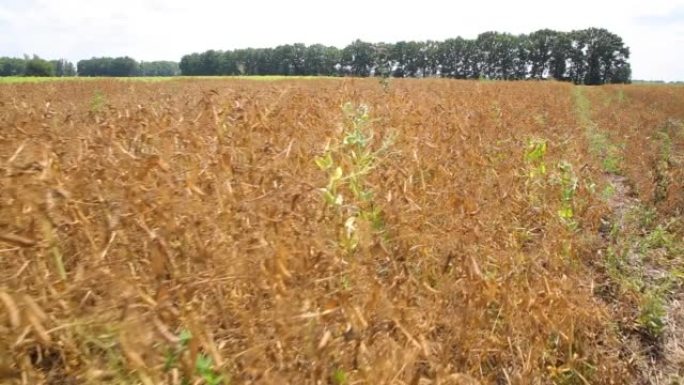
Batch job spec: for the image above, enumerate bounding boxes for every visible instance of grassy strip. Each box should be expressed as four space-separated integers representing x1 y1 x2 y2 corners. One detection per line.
575 86 684 344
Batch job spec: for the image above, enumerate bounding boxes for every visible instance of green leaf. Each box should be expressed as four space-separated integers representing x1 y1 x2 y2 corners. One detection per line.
322 189 336 205
179 329 192 346
558 206 573 219
331 166 343 182
195 354 226 385
196 354 213 372
315 152 333 170
332 368 348 385
525 139 547 162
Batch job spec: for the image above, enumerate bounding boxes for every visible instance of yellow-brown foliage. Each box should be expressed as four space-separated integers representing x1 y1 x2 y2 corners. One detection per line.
0 79 682 385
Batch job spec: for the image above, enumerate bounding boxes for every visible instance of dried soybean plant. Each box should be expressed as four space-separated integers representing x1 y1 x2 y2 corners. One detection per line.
0 78 683 385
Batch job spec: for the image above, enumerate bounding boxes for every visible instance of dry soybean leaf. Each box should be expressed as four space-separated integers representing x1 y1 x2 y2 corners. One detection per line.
22 295 47 321
0 233 37 248
0 292 20 329
26 312 51 344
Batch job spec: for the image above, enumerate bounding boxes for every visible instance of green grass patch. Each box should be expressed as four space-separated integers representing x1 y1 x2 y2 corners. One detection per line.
603 204 684 340
573 87 624 174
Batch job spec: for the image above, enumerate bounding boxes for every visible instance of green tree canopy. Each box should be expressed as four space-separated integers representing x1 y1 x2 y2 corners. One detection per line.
24 56 54 77
172 28 632 84
0 56 75 77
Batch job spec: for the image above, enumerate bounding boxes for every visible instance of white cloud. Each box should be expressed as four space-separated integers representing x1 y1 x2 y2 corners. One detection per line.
0 0 683 80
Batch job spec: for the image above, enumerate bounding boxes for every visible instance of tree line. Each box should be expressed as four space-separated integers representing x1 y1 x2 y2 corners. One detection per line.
0 56 179 77
179 28 631 84
77 57 180 77
0 28 630 84
0 56 77 77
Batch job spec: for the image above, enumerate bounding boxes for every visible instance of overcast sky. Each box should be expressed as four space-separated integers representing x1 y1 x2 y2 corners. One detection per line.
0 0 682 81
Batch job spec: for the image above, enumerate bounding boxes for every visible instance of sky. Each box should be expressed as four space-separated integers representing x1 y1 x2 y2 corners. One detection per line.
0 0 683 81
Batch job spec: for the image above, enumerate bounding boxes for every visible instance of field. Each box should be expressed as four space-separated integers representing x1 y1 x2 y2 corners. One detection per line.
0 78 683 385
